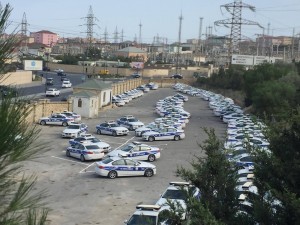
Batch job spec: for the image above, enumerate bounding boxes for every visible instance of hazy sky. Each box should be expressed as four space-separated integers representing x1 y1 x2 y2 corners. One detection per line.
5 0 300 43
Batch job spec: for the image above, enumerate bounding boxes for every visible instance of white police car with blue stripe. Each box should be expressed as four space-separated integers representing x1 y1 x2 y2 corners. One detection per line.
142 127 185 142
95 156 156 179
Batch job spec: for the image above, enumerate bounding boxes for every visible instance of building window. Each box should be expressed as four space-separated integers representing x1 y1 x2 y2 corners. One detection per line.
103 92 106 102
78 98 82 107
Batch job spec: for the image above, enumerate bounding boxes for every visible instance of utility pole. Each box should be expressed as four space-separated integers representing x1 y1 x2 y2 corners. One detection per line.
198 17 203 53
175 12 183 75
214 0 262 62
20 12 28 53
139 22 142 49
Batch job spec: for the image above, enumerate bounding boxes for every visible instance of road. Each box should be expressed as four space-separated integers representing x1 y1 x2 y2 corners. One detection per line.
20 87 227 225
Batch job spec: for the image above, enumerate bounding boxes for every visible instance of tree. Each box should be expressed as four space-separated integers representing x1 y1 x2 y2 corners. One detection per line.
0 3 49 225
177 129 239 225
250 110 300 225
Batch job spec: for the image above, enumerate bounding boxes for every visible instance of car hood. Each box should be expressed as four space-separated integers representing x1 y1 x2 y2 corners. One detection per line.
63 129 80 133
135 126 150 132
112 127 128 131
156 198 187 210
129 122 144 126
143 131 159 136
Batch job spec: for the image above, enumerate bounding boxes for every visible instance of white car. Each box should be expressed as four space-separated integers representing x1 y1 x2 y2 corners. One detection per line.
69 135 111 153
106 142 160 162
61 111 81 122
96 121 129 136
66 142 105 161
135 123 166 137
54 69 64 73
38 114 74 126
142 127 185 142
117 115 144 131
61 123 88 138
61 80 72 88
46 88 60 97
95 156 156 179
156 182 201 220
125 205 168 225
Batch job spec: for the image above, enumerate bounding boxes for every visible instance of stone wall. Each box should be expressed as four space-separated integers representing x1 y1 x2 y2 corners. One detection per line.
26 99 72 124
0 71 33 85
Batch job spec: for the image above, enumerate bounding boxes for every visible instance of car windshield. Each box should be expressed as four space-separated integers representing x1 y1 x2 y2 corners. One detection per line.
67 125 80 129
120 145 134 152
109 123 118 127
85 145 100 150
89 138 101 143
162 189 187 200
127 215 156 225
128 118 138 122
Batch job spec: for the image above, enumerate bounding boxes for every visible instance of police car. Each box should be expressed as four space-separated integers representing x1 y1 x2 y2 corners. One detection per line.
106 142 160 162
38 114 74 126
94 156 156 179
142 127 185 142
117 115 144 131
96 121 129 136
66 142 106 161
156 182 201 220
60 111 81 122
135 123 166 137
69 134 111 153
61 123 88 138
125 205 169 225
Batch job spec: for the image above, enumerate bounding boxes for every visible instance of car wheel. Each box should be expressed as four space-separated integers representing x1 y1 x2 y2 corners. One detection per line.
112 131 117 137
40 120 46 125
97 129 101 135
108 170 117 179
66 150 70 157
148 136 155 142
174 135 180 141
144 169 154 177
148 154 155 162
62 122 68 127
80 155 85 162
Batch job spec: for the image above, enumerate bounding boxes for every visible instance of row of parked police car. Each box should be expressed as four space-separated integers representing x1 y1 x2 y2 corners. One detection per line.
173 83 280 219
112 82 159 106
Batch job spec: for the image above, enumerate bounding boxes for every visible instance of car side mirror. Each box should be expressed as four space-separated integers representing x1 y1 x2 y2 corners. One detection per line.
124 220 128 224
134 163 139 166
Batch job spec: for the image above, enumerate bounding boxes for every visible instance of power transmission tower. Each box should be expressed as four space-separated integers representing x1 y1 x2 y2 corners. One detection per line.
176 13 183 74
139 22 142 48
82 5 98 54
214 0 262 60
121 29 124 43
113 26 119 43
103 27 108 43
20 12 28 52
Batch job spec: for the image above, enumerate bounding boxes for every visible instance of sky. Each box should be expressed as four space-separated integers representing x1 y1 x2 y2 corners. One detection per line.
5 0 300 44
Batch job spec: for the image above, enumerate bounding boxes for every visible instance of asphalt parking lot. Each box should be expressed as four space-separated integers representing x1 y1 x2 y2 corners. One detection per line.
22 87 227 225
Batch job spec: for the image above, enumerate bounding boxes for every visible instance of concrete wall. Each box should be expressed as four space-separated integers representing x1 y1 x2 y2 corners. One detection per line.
26 99 72 123
100 89 111 107
0 71 33 85
72 96 99 118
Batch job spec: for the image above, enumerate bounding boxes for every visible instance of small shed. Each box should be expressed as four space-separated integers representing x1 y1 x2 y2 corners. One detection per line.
73 79 112 109
71 91 99 118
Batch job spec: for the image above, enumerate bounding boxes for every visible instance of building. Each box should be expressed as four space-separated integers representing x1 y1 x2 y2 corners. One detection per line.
114 47 148 62
30 30 58 46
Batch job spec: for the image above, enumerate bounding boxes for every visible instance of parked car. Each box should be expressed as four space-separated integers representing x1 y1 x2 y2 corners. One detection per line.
61 123 88 138
66 142 106 161
96 121 129 136
38 114 74 126
107 141 161 162
54 69 64 73
132 73 141 78
94 156 156 179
